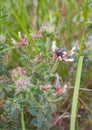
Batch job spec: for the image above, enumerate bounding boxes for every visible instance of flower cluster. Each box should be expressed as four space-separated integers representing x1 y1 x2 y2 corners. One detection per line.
11 67 29 92
52 41 76 62
31 31 42 38
40 74 67 95
11 67 26 81
40 23 54 34
15 76 30 92
11 32 28 46
31 23 54 38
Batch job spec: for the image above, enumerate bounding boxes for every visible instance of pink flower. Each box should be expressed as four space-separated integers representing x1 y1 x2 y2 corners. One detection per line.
41 23 50 31
55 74 68 94
40 84 51 91
55 74 62 93
15 76 30 91
52 93 57 97
62 84 67 93
11 67 26 81
0 34 6 43
11 32 28 46
31 31 42 38
40 23 54 34
34 56 42 63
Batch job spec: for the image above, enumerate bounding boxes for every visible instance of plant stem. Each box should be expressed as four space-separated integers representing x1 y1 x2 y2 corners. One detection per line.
21 106 25 130
79 97 92 113
70 56 84 130
51 61 59 74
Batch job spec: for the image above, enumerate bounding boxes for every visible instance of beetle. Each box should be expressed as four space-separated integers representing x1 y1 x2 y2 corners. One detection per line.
56 46 66 56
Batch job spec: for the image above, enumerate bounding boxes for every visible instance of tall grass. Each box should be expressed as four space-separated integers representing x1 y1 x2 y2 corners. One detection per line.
70 56 84 130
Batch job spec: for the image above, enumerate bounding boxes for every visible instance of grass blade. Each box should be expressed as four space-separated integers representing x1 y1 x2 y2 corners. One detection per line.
10 8 39 53
70 56 84 130
0 46 19 54
0 20 18 38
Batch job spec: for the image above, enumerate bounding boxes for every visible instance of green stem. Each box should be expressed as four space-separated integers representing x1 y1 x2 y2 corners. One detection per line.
70 56 84 130
79 97 92 114
51 61 59 74
21 106 25 130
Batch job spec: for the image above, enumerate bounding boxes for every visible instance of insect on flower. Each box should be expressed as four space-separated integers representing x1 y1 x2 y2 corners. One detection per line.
56 46 66 56
52 41 76 62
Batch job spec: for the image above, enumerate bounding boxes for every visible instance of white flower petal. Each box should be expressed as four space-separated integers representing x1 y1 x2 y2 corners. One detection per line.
64 58 74 62
11 38 16 45
18 31 22 39
62 84 67 93
52 41 58 52
71 46 76 51
58 56 63 61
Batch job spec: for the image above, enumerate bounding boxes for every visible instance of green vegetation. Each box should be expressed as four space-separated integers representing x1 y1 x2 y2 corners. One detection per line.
0 0 92 130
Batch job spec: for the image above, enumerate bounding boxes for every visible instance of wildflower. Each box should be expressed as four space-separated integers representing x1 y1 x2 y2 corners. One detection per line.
41 23 50 31
52 93 57 97
52 41 76 62
40 84 51 91
11 67 26 81
55 74 62 93
62 84 67 93
52 41 58 60
52 41 58 53
15 76 30 91
31 31 42 38
11 32 28 46
34 55 42 63
40 23 54 34
55 74 67 94
0 34 6 43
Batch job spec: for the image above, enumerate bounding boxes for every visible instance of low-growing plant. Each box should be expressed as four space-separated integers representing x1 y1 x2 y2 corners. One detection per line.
0 1 92 130
0 22 77 130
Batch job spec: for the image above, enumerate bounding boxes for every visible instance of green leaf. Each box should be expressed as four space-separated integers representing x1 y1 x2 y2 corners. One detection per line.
37 110 44 127
31 118 39 127
28 107 38 116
